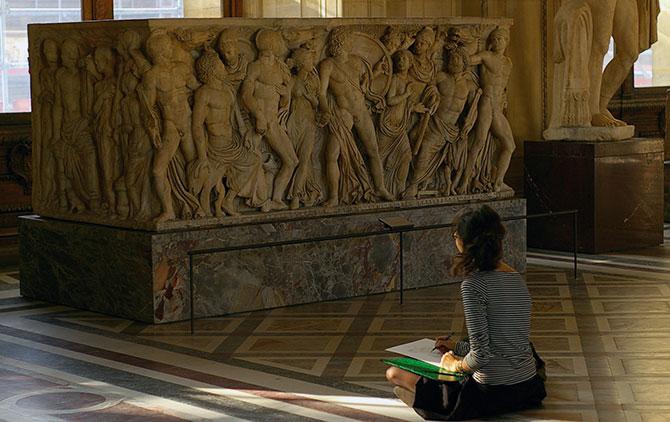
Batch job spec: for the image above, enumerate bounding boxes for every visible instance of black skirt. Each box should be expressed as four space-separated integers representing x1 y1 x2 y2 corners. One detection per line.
412 373 546 421
411 347 547 421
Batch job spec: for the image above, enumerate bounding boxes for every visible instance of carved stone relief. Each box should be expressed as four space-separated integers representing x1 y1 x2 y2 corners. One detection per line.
28 18 514 229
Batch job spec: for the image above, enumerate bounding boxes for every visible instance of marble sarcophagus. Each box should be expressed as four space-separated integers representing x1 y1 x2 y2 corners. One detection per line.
21 17 525 323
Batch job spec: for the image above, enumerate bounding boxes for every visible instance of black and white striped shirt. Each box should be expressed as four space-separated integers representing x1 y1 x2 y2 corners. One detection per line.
453 271 536 385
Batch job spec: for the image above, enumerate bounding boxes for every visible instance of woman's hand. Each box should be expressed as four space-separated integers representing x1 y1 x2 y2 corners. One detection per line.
440 351 462 373
433 336 457 354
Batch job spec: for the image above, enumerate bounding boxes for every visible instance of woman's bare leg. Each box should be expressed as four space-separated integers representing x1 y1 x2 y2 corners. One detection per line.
386 367 420 392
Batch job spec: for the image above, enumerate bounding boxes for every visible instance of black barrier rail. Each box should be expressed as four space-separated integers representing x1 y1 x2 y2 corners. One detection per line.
187 209 579 334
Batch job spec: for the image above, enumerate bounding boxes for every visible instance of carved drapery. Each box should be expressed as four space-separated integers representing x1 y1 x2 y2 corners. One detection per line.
28 18 514 230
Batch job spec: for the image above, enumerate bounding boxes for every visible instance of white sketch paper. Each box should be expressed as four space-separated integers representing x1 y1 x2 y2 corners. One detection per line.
386 338 444 367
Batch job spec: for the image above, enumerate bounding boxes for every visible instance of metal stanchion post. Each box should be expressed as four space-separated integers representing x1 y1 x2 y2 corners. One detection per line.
189 254 194 335
573 211 578 279
379 216 414 305
399 231 404 304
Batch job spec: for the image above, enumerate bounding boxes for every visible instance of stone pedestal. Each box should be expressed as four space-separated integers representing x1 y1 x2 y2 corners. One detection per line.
20 197 526 323
525 138 664 253
665 162 670 222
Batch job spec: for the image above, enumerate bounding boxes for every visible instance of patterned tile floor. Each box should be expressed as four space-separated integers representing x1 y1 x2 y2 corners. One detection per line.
0 226 669 421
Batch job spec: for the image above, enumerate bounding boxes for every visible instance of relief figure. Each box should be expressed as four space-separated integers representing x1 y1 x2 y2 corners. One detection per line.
407 27 441 164
373 26 413 77
318 27 393 207
38 39 60 205
117 30 152 219
92 46 122 215
241 29 297 211
458 27 514 193
140 32 202 222
216 28 249 91
53 39 102 212
377 50 427 198
403 45 476 199
409 27 438 85
286 46 322 210
192 48 268 217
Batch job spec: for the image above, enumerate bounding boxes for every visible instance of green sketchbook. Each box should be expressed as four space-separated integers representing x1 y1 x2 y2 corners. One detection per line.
383 357 466 382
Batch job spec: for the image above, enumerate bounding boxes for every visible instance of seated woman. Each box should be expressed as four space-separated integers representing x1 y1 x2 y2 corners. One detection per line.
386 205 546 420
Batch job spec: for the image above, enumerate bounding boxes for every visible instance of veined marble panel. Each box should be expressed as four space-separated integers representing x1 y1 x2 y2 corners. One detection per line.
19 197 527 323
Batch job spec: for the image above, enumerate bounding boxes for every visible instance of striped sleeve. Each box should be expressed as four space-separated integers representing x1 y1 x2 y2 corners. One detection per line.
461 281 493 371
453 340 470 357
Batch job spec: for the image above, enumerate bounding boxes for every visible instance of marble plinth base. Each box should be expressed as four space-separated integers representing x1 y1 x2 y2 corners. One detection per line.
20 198 526 323
543 125 635 141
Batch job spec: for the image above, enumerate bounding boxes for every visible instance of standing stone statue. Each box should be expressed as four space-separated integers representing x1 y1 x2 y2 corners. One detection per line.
458 27 515 193
241 29 298 211
318 27 394 206
545 0 660 140
548 0 593 131
590 0 659 128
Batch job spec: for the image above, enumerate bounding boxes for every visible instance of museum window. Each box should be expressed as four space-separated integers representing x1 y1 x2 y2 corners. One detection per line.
113 0 224 19
633 0 670 88
243 0 342 17
0 0 81 113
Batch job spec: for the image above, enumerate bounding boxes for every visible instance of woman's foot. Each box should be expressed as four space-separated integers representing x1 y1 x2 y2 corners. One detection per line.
393 386 415 408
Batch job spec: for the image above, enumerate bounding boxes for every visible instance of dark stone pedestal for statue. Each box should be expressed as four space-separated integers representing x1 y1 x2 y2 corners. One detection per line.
19 197 526 324
664 137 670 222
525 138 664 253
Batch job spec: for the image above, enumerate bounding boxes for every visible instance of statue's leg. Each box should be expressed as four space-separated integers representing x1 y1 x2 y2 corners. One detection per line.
126 160 140 218
397 145 412 197
98 134 115 213
598 0 639 125
213 174 226 217
355 113 393 201
266 123 298 207
587 0 617 125
324 132 341 207
403 132 443 199
491 111 516 192
152 122 180 222
458 97 492 193
290 135 312 209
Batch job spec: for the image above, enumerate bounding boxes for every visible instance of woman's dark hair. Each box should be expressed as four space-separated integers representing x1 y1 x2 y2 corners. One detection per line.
449 205 506 276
